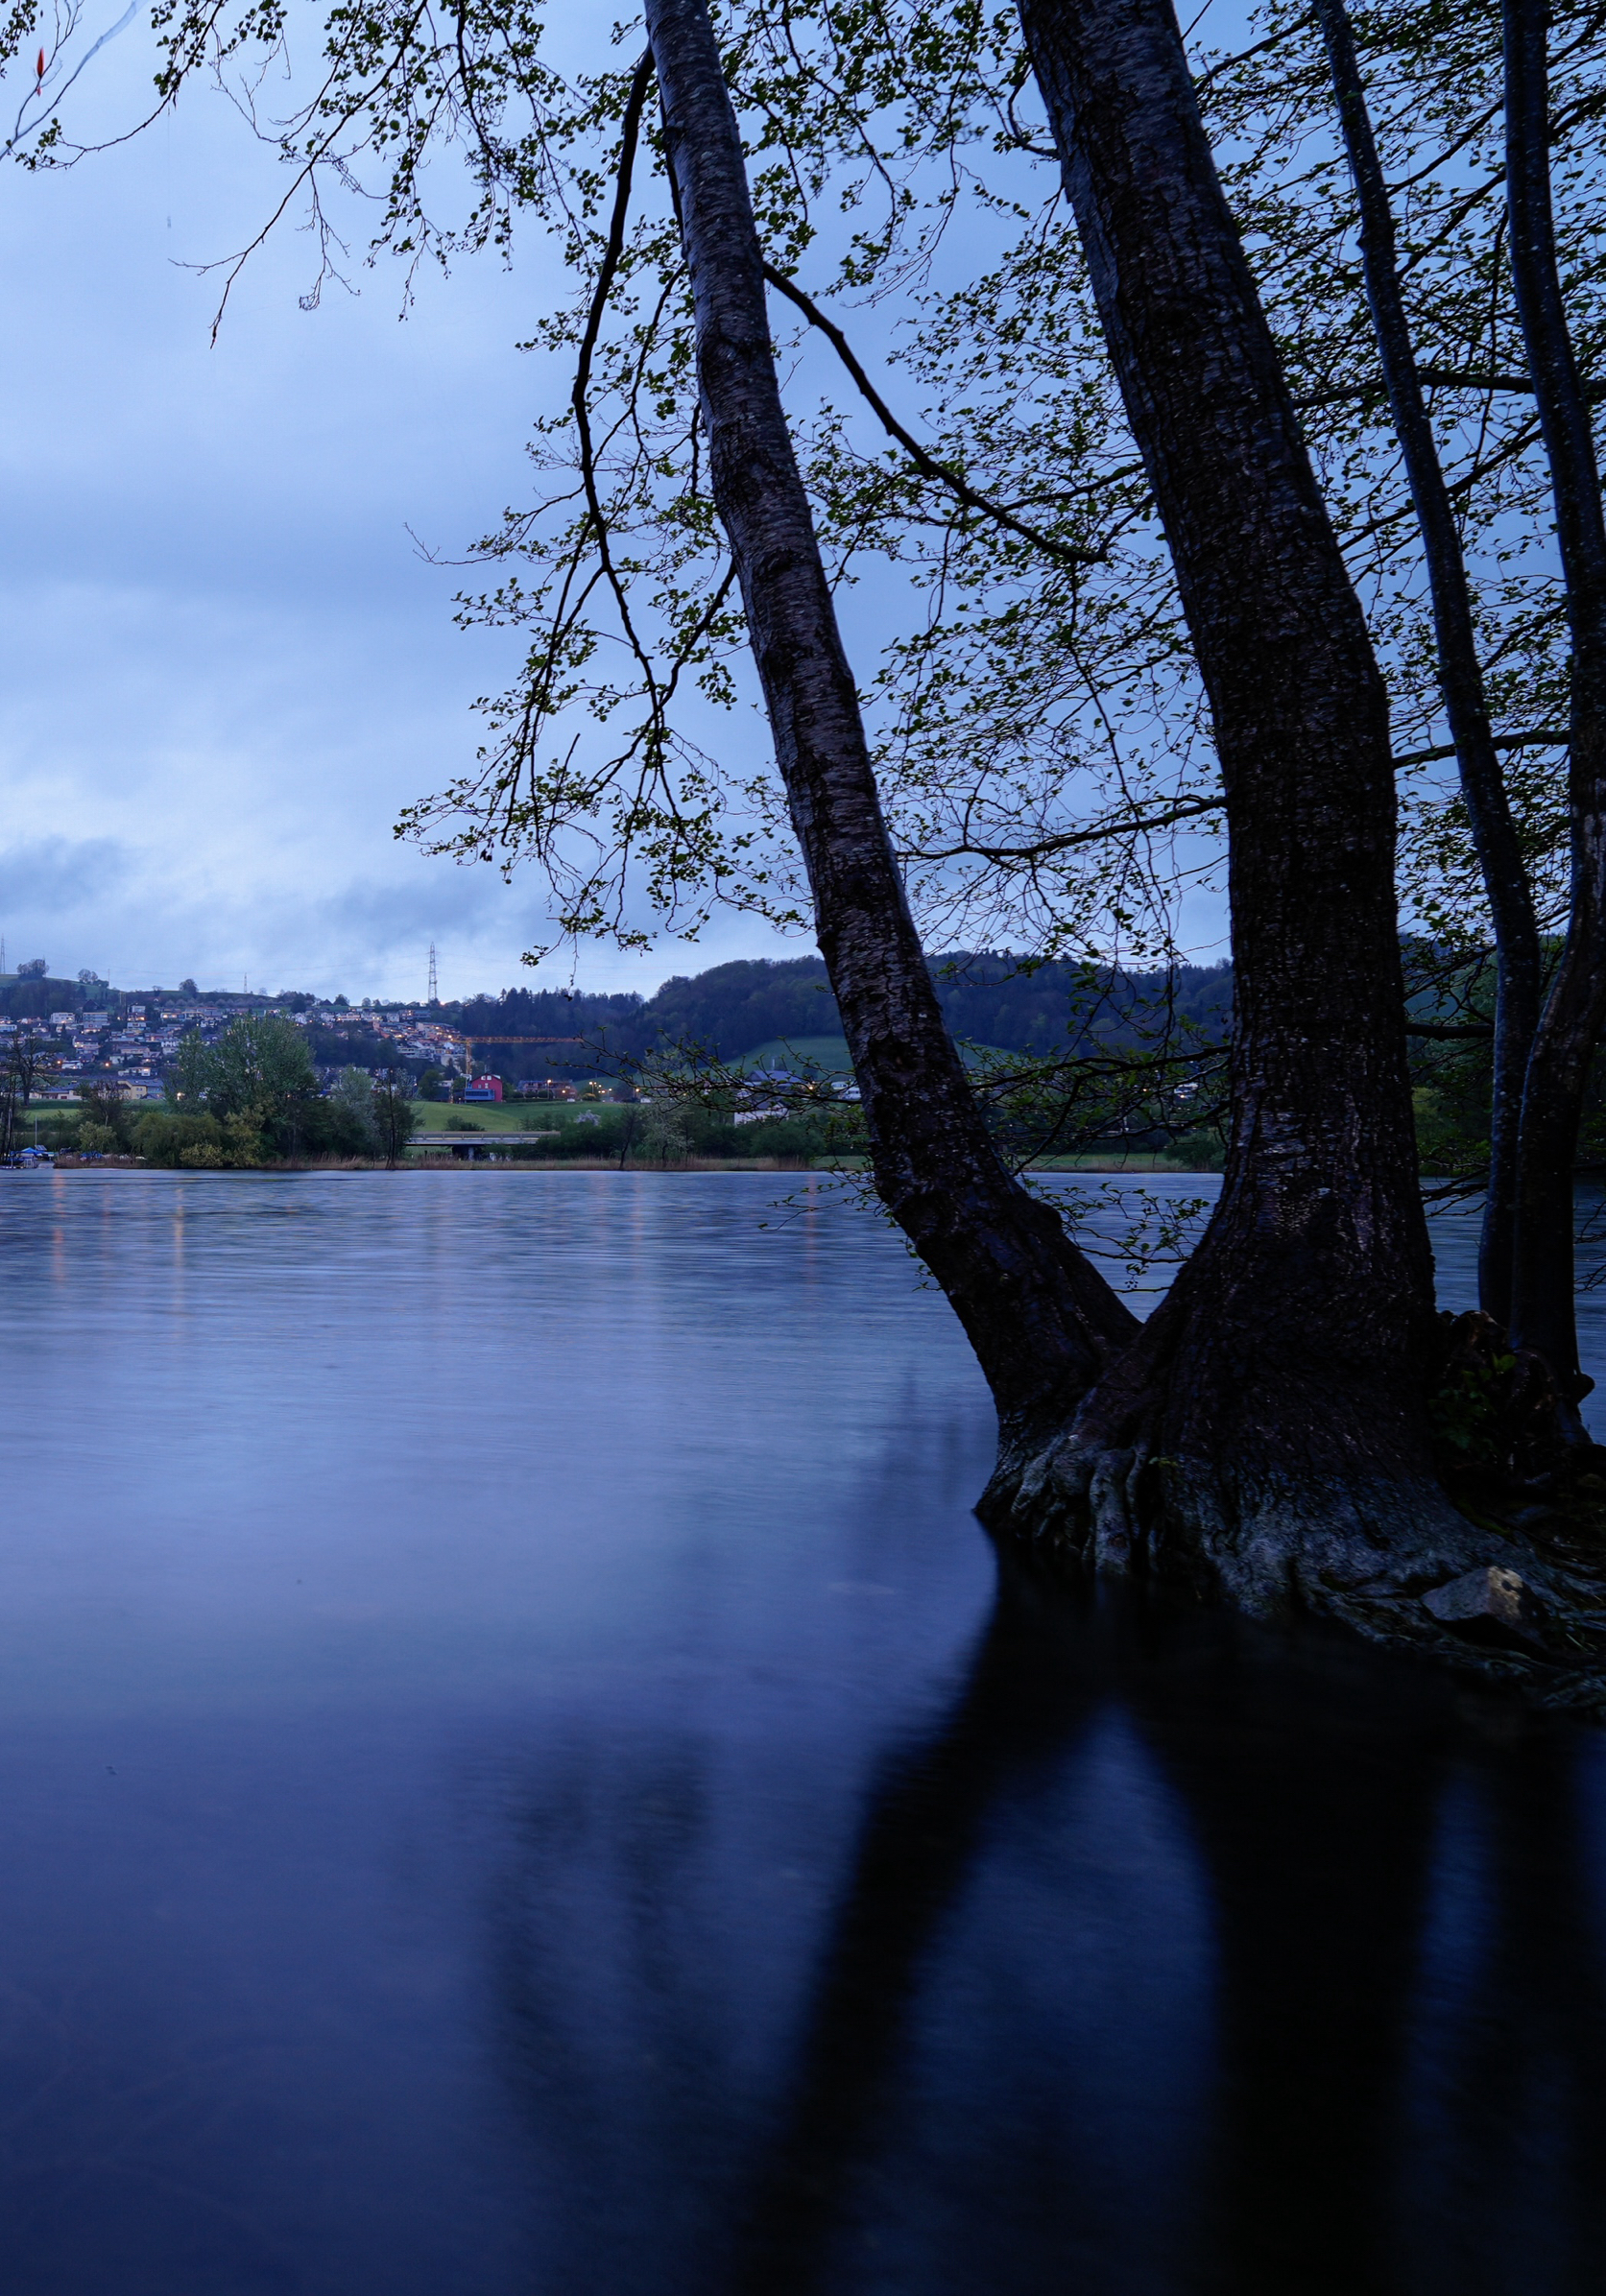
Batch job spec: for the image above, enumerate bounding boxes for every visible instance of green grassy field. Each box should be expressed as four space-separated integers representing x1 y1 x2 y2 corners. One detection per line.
411 1102 576 1136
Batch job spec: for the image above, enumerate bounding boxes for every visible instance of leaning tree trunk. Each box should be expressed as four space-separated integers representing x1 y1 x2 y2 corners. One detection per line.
643 0 1139 1454
1504 0 1606 1410
1316 0 1543 1332
1004 0 1485 1607
648 0 1493 1627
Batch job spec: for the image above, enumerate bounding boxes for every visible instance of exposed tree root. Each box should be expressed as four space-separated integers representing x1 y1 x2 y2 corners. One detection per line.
977 1310 1606 1717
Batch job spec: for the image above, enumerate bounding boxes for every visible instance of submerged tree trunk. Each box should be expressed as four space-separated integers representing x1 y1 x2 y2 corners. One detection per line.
643 0 1138 1452
1316 0 1543 1331
647 0 1500 1631
1008 0 1481 1603
1504 0 1606 1405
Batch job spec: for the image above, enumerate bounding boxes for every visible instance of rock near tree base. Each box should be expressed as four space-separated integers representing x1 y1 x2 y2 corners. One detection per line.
1421 1565 1552 1654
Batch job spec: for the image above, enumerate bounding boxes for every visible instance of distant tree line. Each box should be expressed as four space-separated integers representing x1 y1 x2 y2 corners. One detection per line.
0 975 90 1020
443 954 1234 1076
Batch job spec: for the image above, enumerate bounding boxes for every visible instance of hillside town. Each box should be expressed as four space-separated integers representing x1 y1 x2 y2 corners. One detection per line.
0 973 562 1104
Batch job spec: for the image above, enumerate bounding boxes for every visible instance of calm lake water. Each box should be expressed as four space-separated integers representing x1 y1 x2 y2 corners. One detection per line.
0 1169 1601 2295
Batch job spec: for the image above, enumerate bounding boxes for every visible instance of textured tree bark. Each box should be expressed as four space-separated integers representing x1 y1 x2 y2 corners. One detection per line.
645 0 1506 1630
1005 0 1482 1605
1504 0 1606 1405
1316 0 1543 1331
642 0 1138 1451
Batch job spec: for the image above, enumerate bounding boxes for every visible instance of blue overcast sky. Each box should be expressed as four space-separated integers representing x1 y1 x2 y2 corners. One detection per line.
0 16 803 1002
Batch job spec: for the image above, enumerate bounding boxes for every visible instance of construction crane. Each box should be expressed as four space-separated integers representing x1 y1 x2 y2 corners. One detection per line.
443 1034 595 1096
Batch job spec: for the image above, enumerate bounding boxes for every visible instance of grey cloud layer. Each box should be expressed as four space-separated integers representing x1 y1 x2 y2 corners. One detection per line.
0 28 798 999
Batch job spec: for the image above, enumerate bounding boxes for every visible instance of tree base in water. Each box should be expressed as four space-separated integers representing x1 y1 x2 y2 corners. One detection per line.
978 1420 1606 1715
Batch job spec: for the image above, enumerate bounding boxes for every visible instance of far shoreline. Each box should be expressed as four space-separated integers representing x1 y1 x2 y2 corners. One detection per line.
27 1152 1223 1177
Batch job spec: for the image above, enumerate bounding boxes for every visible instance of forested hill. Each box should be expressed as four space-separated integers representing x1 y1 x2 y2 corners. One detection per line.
449 954 1232 1066
923 955 1232 1056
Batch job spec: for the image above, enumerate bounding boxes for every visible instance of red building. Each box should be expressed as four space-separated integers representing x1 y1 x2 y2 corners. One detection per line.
464 1074 504 1102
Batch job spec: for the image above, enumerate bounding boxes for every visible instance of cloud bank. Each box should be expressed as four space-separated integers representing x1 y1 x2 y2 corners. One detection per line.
0 25 798 999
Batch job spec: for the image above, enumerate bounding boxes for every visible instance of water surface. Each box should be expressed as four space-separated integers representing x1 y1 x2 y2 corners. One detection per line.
0 1170 1600 2295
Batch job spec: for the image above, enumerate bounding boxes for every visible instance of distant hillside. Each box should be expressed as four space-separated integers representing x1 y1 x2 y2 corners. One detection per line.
923 953 1231 1058
0 956 1228 1079
445 953 1231 1078
0 974 94 1020
625 958 841 1057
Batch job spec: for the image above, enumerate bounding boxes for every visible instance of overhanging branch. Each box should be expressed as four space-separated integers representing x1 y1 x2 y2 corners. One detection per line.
1299 367 1606 406
1393 728 1569 766
760 264 1107 568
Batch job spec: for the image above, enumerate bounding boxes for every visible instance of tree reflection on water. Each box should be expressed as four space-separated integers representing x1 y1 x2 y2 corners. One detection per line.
485 1563 1606 2296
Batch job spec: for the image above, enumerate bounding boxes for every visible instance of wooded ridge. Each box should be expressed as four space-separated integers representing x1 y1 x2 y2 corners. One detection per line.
444 953 1233 1069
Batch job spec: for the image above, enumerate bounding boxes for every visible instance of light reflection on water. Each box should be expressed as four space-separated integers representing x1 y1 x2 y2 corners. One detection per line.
0 1169 1599 2295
